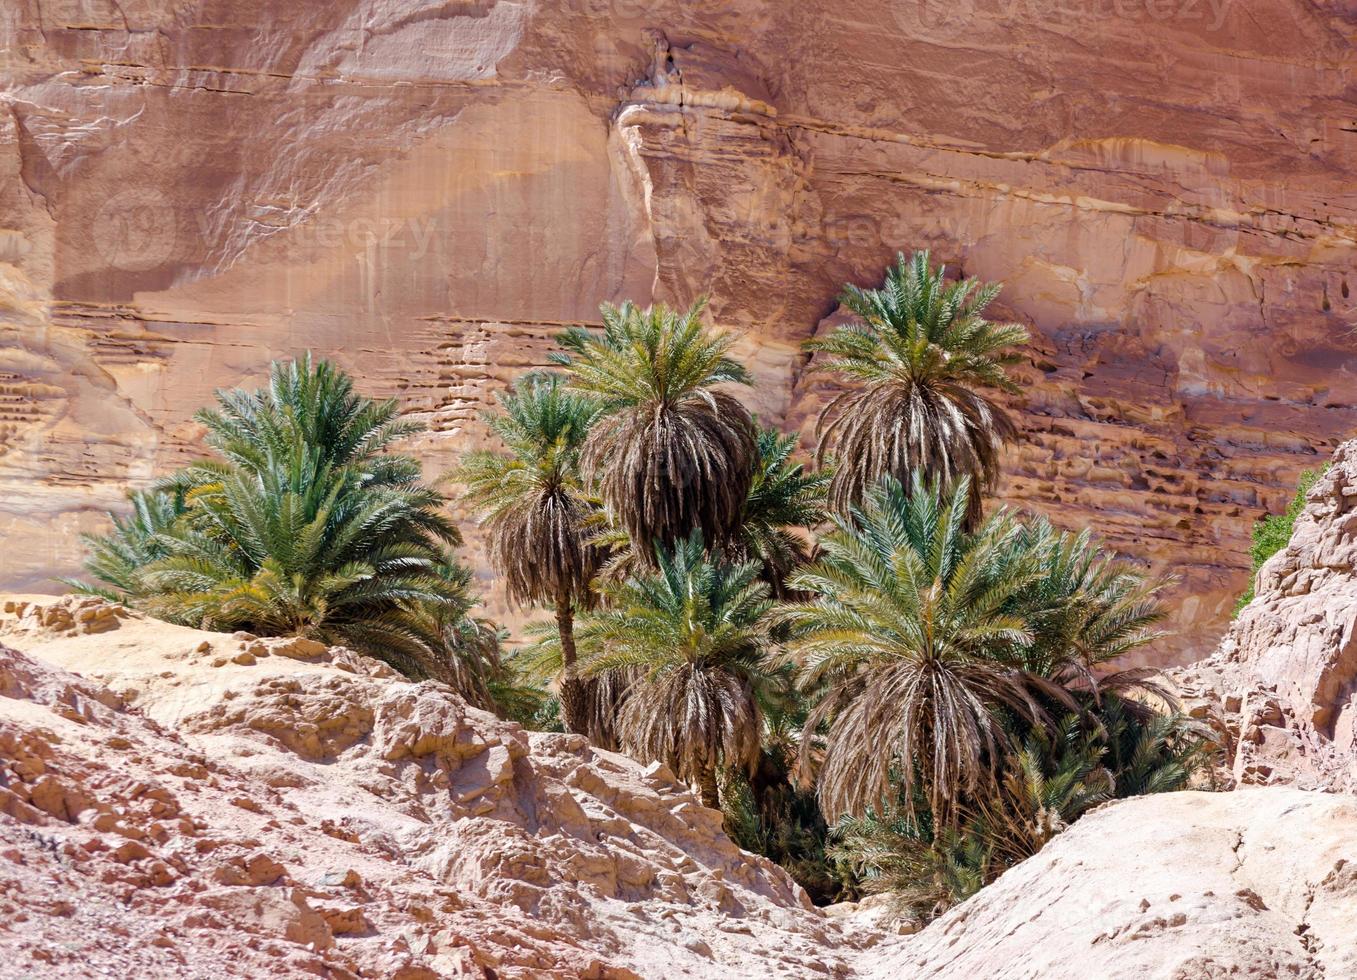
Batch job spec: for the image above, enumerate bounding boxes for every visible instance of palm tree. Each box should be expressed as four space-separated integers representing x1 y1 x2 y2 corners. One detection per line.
830 701 1204 923
409 555 510 710
575 532 777 809
553 299 757 561
1010 518 1173 706
63 487 187 601
807 251 1029 525
71 356 465 678
778 475 1049 831
138 450 459 674
828 720 1113 922
455 373 603 734
194 352 426 482
736 426 830 596
584 425 827 596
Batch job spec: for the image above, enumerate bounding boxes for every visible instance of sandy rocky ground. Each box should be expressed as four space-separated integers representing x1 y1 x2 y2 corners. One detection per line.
1 592 1354 979
0 594 882 978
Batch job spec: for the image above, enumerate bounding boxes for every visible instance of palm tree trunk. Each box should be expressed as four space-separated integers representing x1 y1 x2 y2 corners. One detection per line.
556 591 589 736
928 783 947 901
696 766 721 811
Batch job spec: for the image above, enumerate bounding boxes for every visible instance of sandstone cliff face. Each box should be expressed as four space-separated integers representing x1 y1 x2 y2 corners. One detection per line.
1174 438 1357 792
3 1 1356 663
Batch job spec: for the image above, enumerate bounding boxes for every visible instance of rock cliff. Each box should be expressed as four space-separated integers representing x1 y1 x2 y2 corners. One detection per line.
2 1 1356 664
1173 438 1357 792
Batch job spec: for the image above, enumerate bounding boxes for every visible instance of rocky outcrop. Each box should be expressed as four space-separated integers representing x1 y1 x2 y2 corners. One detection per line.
3 1 1356 664
869 789 1357 980
1173 440 1357 792
0 598 854 977
3 595 1357 977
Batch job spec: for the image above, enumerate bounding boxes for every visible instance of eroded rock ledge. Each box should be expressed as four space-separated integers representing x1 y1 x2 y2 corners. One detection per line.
1173 440 1357 793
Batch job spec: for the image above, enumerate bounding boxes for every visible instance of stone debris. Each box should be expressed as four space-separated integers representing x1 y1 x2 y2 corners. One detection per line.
0 610 856 978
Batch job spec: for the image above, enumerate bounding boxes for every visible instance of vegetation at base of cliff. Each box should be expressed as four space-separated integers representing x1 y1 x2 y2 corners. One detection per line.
64 356 515 712
830 697 1207 918
1234 465 1328 613
74 251 1209 918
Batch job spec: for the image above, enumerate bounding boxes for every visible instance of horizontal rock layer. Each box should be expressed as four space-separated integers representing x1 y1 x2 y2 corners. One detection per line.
3 1 1356 662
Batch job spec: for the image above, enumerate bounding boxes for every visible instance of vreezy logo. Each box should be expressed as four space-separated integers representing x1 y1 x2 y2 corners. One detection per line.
891 0 1235 36
92 189 177 273
891 0 978 35
35 0 155 23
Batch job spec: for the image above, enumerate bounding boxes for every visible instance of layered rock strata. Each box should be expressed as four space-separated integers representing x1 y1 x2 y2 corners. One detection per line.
3 1 1356 663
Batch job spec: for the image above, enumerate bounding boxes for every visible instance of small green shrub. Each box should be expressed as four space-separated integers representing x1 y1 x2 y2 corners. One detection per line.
1235 466 1328 612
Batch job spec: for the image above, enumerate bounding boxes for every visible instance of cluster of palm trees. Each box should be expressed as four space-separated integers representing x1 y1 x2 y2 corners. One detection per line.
455 250 1202 910
75 250 1204 916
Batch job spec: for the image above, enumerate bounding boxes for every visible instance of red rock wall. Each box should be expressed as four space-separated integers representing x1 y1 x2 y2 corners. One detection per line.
2 0 1355 663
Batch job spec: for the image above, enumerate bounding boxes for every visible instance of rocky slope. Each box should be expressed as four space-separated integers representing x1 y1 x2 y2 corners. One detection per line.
7 591 1357 971
2 594 1356 978
867 789 1357 980
1173 438 1357 792
0 595 857 977
4 1 1357 663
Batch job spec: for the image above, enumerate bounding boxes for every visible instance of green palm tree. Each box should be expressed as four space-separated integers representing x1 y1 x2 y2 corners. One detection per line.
736 426 830 596
456 373 603 734
554 299 757 561
829 720 1114 922
830 701 1204 923
807 251 1029 525
194 352 425 483
1011 518 1173 705
575 532 777 809
72 357 465 678
63 487 188 601
139 451 458 673
778 475 1050 831
408 555 511 711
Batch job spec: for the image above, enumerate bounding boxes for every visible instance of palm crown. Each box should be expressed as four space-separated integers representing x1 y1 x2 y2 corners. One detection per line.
808 251 1029 525
73 356 462 677
554 299 757 559
1010 519 1170 699
779 475 1047 827
577 531 778 807
457 373 602 608
193 352 427 486
737 426 830 596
